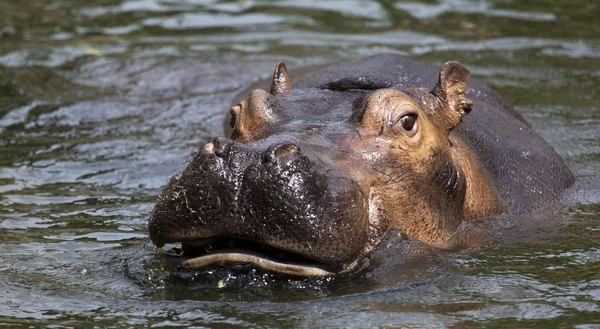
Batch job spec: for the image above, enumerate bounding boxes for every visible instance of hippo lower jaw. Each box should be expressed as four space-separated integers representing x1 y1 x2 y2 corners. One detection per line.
170 236 375 277
181 253 333 276
177 241 334 277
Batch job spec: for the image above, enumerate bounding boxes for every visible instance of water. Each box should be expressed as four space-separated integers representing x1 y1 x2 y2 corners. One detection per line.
0 0 598 327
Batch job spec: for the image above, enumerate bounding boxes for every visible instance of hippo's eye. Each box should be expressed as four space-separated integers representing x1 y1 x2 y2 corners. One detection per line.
400 114 418 136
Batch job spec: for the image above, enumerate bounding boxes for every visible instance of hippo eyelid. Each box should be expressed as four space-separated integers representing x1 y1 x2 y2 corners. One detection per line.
389 104 417 126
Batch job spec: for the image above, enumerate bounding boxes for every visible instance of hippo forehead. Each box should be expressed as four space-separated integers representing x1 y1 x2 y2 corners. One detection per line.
266 85 433 132
259 92 355 144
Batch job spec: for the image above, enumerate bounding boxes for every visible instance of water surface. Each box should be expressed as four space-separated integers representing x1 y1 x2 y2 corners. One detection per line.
0 0 599 327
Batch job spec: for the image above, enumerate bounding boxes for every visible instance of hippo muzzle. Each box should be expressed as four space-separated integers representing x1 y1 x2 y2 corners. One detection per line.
149 135 370 275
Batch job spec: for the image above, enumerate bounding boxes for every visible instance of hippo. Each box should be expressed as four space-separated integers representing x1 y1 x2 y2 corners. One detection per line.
148 54 574 277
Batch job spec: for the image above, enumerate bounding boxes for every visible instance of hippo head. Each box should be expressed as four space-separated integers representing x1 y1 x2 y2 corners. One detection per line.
149 60 500 276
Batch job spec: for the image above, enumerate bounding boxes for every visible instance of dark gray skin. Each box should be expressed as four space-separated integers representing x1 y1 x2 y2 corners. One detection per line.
149 54 574 276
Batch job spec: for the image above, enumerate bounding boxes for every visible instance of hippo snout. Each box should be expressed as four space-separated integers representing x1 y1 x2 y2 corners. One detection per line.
148 137 370 274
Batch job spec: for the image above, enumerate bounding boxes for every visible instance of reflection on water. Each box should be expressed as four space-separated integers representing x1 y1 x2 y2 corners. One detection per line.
394 0 557 21
0 0 599 327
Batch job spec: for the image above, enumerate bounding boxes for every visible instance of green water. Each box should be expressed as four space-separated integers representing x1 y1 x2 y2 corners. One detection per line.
0 0 598 328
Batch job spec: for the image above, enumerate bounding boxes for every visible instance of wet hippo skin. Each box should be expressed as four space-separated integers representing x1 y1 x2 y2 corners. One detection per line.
148 54 574 276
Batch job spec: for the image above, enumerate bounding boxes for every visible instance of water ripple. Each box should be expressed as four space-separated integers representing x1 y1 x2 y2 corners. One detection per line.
395 0 556 21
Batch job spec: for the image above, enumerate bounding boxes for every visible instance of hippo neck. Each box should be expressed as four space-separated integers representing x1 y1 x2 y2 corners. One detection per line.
448 135 504 221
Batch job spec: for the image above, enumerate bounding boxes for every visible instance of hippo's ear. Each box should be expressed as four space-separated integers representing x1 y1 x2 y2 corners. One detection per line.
270 61 292 95
431 61 474 130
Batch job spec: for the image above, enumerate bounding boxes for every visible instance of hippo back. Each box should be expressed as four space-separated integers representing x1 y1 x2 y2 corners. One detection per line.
295 54 574 214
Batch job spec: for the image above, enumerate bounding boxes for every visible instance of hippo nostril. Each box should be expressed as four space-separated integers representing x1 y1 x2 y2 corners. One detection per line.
212 137 232 158
274 143 299 158
264 143 300 163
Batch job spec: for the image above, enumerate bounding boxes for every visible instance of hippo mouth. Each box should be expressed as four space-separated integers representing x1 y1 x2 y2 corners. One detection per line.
174 237 335 277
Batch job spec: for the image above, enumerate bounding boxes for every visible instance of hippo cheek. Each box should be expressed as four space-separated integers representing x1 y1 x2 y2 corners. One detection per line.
149 141 371 276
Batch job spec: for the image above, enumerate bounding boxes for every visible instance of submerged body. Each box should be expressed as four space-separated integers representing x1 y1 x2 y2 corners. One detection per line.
149 54 573 276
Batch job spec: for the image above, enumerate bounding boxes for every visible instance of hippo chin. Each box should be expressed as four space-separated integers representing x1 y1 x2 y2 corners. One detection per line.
148 54 574 277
